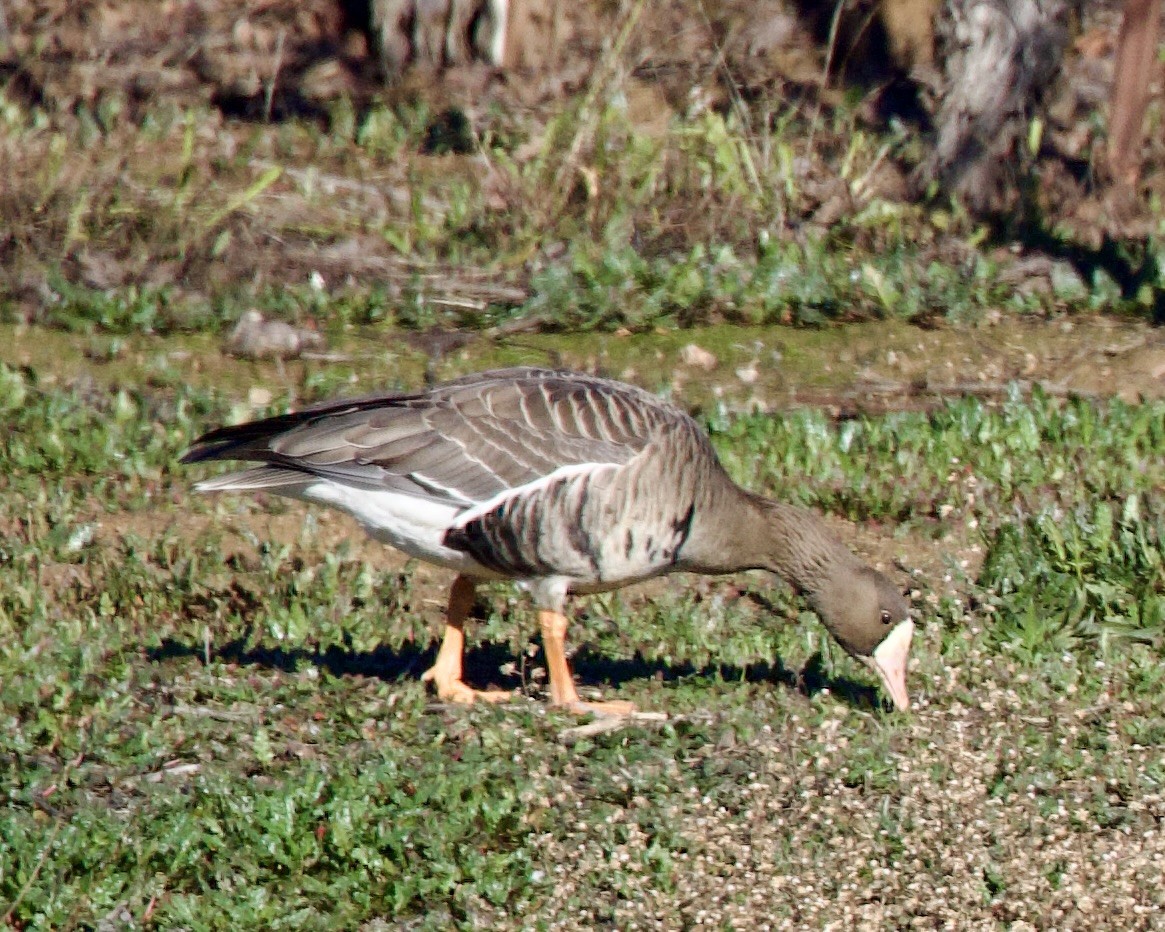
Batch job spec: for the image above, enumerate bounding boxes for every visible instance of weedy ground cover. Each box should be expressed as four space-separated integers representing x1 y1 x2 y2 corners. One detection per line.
2 60 1158 342
1 358 1162 928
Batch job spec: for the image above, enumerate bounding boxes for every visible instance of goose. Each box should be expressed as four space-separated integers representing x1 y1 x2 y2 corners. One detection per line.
182 367 913 714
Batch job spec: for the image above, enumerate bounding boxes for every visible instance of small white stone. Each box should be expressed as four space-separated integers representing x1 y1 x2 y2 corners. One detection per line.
679 344 719 371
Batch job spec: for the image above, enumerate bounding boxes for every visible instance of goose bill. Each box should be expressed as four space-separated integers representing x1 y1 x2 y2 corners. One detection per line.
864 618 913 711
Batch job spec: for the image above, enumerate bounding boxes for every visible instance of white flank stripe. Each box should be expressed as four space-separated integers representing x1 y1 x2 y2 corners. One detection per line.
406 471 475 505
454 461 617 527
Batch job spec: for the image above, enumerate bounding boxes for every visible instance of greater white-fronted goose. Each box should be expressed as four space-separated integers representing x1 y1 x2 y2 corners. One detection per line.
183 367 913 713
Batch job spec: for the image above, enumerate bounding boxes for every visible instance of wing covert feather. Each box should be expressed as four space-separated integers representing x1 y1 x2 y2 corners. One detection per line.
183 368 677 509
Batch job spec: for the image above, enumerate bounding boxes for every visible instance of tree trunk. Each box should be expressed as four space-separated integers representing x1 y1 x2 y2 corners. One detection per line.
919 0 1069 213
1107 0 1163 185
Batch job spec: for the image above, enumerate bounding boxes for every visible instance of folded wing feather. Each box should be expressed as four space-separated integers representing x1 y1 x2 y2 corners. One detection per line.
183 369 665 511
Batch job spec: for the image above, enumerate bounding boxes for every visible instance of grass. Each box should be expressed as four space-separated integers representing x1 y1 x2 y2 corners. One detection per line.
979 497 1164 655
1 359 1163 927
716 388 1165 522
2 18 1165 925
2 65 1159 339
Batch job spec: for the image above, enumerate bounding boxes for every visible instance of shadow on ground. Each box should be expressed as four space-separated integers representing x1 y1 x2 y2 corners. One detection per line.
998 211 1165 325
148 635 886 711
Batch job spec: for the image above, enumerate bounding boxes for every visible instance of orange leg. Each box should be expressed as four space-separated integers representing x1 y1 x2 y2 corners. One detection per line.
538 609 635 716
421 576 512 704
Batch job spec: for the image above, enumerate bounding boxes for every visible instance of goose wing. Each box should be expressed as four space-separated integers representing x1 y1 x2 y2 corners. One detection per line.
182 368 671 508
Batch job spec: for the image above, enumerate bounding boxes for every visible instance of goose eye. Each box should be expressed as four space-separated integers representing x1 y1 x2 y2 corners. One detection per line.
880 610 893 626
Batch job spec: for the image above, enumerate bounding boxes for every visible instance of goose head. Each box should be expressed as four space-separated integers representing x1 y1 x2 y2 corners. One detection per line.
808 565 913 711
